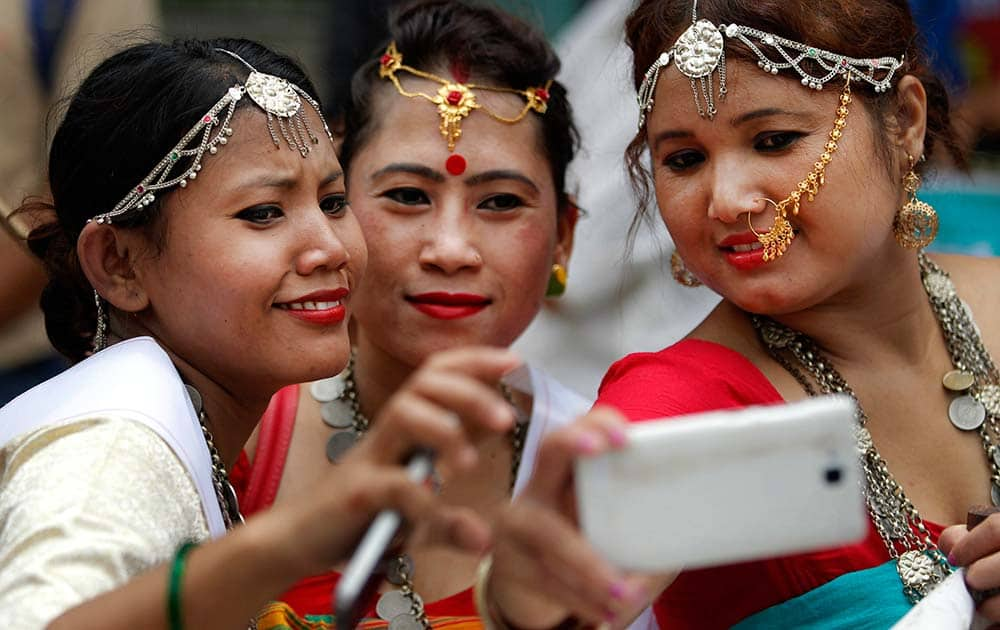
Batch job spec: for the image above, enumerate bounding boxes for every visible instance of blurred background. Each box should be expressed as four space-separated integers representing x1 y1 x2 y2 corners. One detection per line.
1 0 998 402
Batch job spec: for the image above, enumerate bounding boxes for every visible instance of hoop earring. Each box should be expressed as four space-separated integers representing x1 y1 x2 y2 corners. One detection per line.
747 197 794 262
546 263 567 297
893 155 938 249
92 290 108 354
670 251 702 287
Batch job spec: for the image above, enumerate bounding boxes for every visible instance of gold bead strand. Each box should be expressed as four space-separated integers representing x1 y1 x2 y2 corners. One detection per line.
754 77 852 262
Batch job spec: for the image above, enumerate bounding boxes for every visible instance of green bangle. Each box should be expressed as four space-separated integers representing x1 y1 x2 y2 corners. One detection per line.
168 541 198 630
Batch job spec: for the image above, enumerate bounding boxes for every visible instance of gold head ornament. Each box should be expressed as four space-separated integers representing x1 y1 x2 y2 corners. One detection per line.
378 42 551 151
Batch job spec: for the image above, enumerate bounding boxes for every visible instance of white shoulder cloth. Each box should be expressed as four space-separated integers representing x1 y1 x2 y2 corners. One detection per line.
0 336 226 537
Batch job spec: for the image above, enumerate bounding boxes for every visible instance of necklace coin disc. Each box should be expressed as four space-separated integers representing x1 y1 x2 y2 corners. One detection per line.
942 369 975 392
949 395 987 431
184 384 204 412
326 430 359 463
311 377 345 402
320 399 355 428
376 590 414 621
385 554 415 586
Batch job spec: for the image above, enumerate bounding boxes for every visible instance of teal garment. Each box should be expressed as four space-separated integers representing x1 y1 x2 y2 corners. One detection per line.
732 561 912 629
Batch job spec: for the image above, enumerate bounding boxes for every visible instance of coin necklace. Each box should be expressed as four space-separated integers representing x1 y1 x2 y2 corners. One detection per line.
751 252 1000 604
310 349 529 628
183 383 244 529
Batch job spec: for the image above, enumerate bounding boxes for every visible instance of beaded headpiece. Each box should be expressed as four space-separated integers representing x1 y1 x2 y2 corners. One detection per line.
377 42 551 152
636 0 904 126
91 49 334 225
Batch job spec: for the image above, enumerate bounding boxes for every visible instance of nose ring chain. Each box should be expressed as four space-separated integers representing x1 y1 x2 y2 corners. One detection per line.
747 77 852 262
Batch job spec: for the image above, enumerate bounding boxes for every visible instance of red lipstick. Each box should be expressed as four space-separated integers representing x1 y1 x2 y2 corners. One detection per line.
276 288 349 325
719 231 769 271
407 292 489 320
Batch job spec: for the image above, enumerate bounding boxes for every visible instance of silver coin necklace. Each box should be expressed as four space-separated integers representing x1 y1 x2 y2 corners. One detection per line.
310 349 528 628
752 252 1000 603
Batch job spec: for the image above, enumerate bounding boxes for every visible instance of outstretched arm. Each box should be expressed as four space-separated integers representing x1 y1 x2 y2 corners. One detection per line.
26 347 519 630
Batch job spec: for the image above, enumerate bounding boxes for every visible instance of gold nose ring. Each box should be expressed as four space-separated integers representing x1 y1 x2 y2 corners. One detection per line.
747 197 794 262
745 198 776 239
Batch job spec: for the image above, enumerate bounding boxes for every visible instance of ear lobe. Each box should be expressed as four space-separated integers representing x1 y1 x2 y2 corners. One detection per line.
553 197 579 267
77 221 150 313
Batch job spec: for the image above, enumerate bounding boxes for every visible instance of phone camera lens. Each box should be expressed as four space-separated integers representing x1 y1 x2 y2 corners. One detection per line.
824 467 843 484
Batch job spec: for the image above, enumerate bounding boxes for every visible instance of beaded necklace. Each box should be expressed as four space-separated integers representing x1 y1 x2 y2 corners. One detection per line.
309 350 529 627
752 253 1000 602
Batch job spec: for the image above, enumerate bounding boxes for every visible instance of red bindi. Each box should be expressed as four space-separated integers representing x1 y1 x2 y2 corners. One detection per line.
445 154 467 176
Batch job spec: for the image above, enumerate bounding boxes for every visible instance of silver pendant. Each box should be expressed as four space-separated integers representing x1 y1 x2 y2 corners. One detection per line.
310 377 345 402
326 430 358 463
388 613 424 630
376 590 413 621
992 484 1000 507
185 384 203 413
385 554 414 586
320 399 354 429
674 20 724 79
949 395 987 430
942 370 975 392
245 71 302 118
897 550 945 596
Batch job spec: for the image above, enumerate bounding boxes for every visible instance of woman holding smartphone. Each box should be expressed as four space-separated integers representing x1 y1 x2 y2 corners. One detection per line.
481 0 1000 628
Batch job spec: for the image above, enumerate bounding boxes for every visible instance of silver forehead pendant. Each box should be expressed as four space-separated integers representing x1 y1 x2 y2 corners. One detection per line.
245 71 301 117
675 20 724 78
243 70 319 157
674 19 727 118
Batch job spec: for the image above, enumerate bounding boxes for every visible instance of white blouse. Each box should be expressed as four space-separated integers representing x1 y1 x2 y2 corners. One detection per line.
0 337 223 629
0 417 208 629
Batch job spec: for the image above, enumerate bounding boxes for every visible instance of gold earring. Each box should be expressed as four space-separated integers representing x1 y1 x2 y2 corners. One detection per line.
670 251 702 287
546 263 567 297
893 154 938 249
747 198 794 262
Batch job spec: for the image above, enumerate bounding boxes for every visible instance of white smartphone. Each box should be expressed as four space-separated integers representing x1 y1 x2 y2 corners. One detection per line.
575 395 867 572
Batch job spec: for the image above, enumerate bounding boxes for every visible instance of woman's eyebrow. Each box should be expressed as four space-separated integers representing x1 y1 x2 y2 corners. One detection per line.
464 169 539 193
730 107 811 126
370 163 445 183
